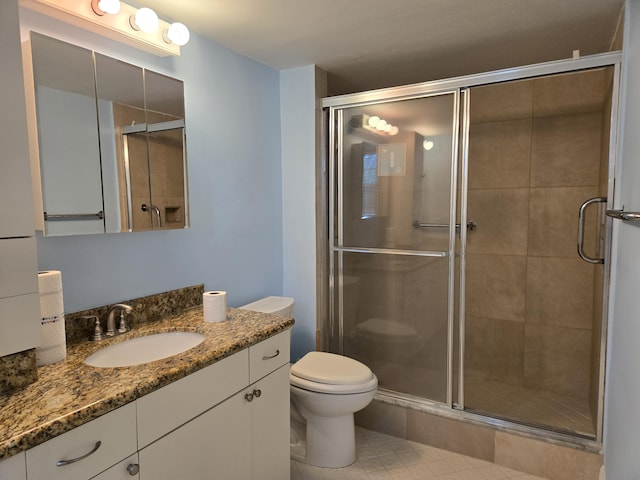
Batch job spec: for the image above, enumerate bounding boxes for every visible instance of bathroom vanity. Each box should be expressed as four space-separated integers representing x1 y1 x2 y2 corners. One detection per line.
0 307 293 480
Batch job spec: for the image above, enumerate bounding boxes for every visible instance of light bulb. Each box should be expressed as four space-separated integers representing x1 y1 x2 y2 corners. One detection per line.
389 126 399 136
91 0 120 15
130 7 159 33
383 123 392 133
376 119 388 131
164 22 190 46
423 140 434 151
367 115 380 128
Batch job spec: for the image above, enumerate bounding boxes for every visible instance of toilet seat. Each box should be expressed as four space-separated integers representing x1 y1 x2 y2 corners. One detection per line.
290 351 377 394
290 373 377 394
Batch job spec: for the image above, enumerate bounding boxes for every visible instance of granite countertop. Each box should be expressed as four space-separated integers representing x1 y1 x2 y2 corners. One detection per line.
0 306 294 460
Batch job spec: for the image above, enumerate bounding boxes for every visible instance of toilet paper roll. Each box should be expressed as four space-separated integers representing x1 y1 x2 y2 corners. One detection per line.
36 271 66 366
38 270 63 295
203 291 227 323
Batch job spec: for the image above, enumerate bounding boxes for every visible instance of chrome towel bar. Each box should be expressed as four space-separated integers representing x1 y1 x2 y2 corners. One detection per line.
606 209 640 221
44 211 104 221
413 220 477 231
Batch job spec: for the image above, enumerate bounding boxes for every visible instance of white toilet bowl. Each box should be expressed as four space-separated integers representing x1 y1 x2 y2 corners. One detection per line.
290 351 377 468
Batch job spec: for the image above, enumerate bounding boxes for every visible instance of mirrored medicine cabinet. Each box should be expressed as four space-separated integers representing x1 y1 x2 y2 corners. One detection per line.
27 32 189 236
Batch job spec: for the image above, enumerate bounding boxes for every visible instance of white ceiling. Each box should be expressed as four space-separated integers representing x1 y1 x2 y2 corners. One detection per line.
134 0 624 96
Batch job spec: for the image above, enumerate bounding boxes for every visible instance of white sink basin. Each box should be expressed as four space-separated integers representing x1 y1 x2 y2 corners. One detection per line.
85 332 206 368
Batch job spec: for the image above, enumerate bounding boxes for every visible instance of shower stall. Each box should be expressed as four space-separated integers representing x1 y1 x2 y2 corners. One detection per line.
324 52 620 444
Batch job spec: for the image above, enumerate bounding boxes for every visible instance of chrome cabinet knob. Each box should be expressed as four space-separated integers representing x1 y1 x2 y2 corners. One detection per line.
244 392 254 402
253 389 262 398
127 463 140 476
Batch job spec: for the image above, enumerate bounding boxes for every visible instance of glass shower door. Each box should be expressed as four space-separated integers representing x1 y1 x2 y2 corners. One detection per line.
461 67 616 438
331 92 459 403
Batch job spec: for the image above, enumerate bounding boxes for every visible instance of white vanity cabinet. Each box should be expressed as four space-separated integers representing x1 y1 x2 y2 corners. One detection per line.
25 403 137 480
0 451 27 480
138 329 291 480
6 329 291 480
138 383 253 479
0 0 40 358
247 364 290 479
90 455 139 480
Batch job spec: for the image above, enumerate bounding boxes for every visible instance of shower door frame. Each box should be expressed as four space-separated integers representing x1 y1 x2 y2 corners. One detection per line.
329 89 462 406
324 50 622 448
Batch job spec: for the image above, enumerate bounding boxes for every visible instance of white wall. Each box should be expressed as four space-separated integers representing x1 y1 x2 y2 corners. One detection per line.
280 65 318 361
20 9 284 314
604 0 640 477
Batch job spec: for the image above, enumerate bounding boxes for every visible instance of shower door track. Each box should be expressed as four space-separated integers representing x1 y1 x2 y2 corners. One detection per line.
374 388 602 453
325 50 622 447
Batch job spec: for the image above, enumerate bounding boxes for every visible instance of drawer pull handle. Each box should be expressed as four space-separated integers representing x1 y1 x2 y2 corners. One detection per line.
262 349 280 360
245 392 254 402
127 463 140 475
253 389 262 398
56 440 102 466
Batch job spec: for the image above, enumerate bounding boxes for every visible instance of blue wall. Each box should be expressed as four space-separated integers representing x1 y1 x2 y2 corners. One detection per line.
23 9 284 313
280 66 321 361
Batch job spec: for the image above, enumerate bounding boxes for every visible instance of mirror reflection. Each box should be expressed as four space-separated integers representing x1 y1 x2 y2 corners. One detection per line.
31 33 104 236
30 32 189 236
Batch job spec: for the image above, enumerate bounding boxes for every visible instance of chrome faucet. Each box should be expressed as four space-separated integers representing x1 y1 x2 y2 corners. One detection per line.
106 304 133 337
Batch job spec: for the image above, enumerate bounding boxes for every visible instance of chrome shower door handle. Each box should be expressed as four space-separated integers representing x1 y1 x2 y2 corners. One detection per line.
577 197 607 264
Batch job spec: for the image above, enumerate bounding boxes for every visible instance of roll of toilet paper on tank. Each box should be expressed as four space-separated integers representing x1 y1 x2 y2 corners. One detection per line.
36 271 67 366
203 291 227 323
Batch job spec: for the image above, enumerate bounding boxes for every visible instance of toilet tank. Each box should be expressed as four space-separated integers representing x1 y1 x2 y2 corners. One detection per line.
239 296 294 317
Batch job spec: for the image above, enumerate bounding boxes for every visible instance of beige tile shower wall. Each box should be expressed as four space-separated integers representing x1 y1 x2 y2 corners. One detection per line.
466 70 607 399
113 103 147 231
146 110 185 229
112 104 185 230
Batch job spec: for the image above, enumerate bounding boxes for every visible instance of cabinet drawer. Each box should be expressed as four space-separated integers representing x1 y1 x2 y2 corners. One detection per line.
0 293 41 357
90 454 138 480
0 237 37 299
249 329 290 384
0 451 26 480
26 402 137 480
136 350 249 448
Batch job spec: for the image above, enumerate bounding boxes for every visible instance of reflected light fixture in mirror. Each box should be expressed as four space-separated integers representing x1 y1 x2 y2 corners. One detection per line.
362 114 399 136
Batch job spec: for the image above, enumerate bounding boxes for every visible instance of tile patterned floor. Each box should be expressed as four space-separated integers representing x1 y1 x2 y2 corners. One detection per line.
291 427 548 480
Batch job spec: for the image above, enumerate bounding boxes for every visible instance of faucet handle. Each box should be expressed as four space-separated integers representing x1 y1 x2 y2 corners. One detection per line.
117 311 130 334
82 315 104 341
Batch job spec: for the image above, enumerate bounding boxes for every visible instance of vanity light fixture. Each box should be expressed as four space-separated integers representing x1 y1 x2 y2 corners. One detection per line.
129 7 159 33
91 0 120 15
164 22 190 47
21 0 188 56
423 140 434 151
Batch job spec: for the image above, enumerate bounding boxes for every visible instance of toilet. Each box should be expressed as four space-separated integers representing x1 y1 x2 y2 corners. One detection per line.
290 351 378 468
239 296 378 468
238 295 295 317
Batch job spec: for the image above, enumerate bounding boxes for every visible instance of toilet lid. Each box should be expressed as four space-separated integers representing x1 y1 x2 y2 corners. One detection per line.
290 351 374 385
290 371 378 394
